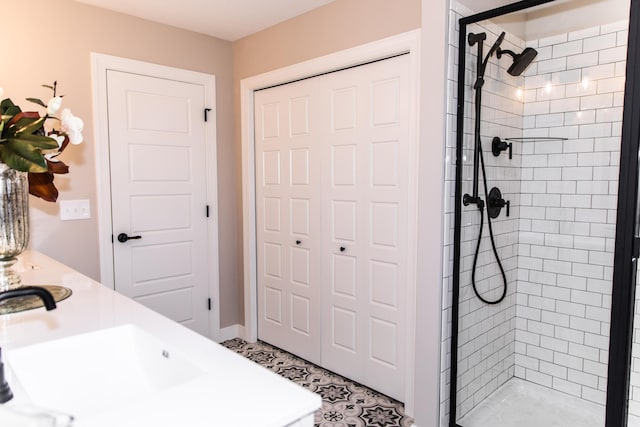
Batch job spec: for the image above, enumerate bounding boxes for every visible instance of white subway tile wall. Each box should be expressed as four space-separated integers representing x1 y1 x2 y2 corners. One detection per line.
441 3 633 425
517 20 627 407
442 7 523 423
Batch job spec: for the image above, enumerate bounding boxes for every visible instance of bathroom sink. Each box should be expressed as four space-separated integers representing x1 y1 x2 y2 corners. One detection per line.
4 324 205 417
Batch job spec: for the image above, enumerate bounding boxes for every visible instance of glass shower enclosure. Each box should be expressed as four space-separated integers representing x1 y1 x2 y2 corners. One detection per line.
444 0 640 426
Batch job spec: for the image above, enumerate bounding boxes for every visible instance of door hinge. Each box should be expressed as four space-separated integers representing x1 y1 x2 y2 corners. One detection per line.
206 205 210 218
204 108 212 122
208 298 212 311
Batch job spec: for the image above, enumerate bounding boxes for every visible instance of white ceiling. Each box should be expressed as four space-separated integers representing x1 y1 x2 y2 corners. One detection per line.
74 0 338 41
457 0 629 40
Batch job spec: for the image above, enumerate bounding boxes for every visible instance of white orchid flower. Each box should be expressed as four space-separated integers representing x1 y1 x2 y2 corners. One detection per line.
61 108 84 145
43 134 66 161
47 96 63 116
48 133 66 148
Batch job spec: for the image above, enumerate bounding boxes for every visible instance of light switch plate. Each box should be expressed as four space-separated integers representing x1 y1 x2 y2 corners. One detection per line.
60 199 91 221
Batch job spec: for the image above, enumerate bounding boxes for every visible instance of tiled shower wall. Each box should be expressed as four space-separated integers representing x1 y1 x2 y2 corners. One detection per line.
441 4 525 422
440 2 634 425
514 20 627 405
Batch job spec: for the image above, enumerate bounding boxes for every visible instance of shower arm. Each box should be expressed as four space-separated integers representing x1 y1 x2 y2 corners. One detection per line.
497 48 517 60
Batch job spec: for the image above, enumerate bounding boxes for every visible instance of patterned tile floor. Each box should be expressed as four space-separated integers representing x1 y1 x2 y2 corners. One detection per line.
221 338 413 427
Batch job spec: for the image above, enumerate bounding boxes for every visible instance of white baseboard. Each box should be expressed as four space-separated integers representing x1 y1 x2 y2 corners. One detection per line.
218 324 246 342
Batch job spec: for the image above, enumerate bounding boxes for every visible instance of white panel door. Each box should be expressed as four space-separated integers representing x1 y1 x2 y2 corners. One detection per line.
254 54 410 401
321 55 409 401
107 70 210 336
255 80 323 364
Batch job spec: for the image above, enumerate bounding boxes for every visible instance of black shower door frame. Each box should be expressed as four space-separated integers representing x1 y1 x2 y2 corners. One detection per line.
450 1 640 426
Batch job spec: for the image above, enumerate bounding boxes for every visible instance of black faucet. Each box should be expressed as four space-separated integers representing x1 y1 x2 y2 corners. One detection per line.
0 286 57 311
0 286 57 403
0 348 12 403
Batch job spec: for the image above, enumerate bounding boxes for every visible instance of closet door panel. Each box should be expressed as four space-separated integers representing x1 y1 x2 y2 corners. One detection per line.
255 82 322 364
256 53 411 402
321 54 409 401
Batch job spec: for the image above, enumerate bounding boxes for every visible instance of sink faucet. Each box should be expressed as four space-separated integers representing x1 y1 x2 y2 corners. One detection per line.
0 286 57 311
0 286 56 403
0 348 12 403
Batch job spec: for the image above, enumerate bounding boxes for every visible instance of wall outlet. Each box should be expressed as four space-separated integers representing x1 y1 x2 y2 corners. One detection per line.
60 199 91 221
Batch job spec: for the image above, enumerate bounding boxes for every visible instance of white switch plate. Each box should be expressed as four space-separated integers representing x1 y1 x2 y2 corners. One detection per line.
60 199 91 221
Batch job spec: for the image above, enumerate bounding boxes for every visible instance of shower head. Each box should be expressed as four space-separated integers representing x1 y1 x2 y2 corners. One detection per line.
486 32 506 59
497 46 538 76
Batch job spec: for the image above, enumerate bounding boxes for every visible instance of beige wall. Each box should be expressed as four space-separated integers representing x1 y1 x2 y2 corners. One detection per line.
2 0 446 422
231 0 422 327
2 0 237 326
2 0 425 330
233 0 422 79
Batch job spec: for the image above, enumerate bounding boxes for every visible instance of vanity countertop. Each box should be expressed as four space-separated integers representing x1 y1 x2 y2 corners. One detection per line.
0 251 320 427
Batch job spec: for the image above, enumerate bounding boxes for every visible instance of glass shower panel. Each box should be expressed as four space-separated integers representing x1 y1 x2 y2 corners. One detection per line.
631 271 640 424
447 1 632 425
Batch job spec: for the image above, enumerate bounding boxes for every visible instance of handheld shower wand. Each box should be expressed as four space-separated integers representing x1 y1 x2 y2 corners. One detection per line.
463 31 537 305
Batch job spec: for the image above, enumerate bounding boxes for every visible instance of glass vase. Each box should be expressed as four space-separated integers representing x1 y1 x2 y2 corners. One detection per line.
0 163 29 292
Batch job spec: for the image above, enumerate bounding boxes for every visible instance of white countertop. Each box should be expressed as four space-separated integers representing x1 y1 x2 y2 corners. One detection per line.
0 251 320 426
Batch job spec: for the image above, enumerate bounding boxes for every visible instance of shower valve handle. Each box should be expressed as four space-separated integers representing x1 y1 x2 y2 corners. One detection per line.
488 187 510 219
492 137 512 160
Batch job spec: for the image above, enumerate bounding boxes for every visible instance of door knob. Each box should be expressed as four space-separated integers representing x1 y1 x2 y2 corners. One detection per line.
339 246 346 252
117 233 142 243
296 240 302 245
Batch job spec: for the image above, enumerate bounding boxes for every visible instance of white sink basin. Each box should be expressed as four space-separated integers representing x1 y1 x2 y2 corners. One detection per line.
4 324 205 416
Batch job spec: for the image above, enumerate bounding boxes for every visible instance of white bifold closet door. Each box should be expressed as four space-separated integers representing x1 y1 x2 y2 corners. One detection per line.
255 54 410 401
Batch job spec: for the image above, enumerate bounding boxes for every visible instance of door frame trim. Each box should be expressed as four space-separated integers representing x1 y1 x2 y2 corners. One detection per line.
240 29 421 412
90 53 221 341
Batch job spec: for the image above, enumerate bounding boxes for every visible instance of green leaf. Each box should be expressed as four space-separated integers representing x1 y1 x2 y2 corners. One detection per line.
0 99 20 117
3 106 21 117
5 117 36 135
0 98 17 111
42 85 54 90
1 138 48 172
14 134 58 150
16 116 46 135
26 98 46 108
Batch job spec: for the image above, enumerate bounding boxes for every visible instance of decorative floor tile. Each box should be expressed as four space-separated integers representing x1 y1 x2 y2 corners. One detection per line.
221 338 413 427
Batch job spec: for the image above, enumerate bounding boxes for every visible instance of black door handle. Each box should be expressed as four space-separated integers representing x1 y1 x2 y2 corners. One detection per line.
296 240 302 245
117 233 142 243
339 246 346 252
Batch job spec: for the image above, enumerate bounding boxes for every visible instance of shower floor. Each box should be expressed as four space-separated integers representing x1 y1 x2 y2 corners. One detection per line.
458 377 640 427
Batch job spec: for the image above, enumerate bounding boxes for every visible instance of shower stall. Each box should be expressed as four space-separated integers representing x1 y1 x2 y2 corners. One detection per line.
443 0 640 426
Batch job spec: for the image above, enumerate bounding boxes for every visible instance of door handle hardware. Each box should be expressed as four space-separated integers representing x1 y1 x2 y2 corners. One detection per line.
296 240 302 245
117 233 142 243
339 246 346 252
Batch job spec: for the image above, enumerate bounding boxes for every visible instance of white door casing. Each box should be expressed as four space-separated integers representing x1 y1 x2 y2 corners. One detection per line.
92 54 220 341
255 54 409 401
